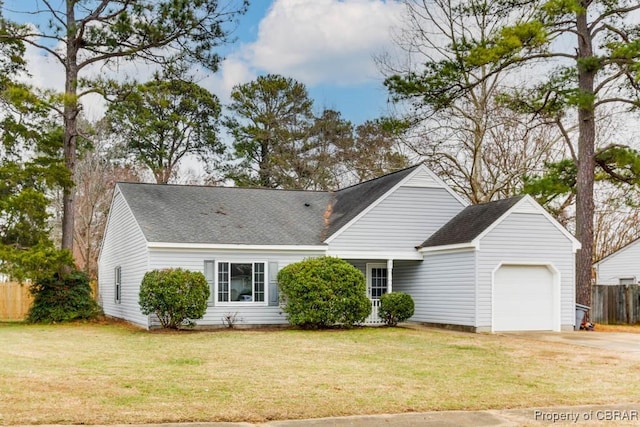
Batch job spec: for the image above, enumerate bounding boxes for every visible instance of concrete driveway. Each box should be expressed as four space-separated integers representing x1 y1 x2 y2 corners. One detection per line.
502 331 640 359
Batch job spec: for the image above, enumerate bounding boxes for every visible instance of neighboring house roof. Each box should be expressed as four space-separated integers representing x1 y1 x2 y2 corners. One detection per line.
116 165 421 246
419 196 525 248
593 236 640 266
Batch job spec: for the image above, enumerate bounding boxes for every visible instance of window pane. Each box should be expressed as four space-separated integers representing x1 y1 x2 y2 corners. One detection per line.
231 263 253 301
218 263 229 302
370 267 387 299
254 263 265 302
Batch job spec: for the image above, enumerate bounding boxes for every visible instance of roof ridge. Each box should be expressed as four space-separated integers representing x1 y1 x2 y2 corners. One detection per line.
472 194 525 206
116 181 330 193
335 164 422 193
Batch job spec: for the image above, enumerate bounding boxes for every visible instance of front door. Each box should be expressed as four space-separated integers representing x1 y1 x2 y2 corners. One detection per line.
366 263 388 324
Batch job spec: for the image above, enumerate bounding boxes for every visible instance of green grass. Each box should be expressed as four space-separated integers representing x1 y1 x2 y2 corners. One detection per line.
0 321 638 424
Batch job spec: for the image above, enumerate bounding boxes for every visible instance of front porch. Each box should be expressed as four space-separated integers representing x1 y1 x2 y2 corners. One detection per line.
347 259 396 325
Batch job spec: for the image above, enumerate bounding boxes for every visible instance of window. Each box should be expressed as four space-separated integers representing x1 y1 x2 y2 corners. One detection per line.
114 266 122 304
619 277 636 285
217 262 266 303
368 266 388 300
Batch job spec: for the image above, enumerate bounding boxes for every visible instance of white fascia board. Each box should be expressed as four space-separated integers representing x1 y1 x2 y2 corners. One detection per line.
326 250 424 261
146 242 328 252
98 185 149 264
418 242 478 254
97 185 121 265
472 195 582 253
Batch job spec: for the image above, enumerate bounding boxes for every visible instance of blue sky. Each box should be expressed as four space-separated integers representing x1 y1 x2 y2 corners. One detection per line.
4 0 405 125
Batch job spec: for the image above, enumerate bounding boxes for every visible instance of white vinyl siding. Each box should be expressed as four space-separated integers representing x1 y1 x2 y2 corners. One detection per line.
328 186 465 253
393 251 476 326
476 213 575 329
147 248 325 326
98 189 150 327
595 240 640 285
403 167 441 188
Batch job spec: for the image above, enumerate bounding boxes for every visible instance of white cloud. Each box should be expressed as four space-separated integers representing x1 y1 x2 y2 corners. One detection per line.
243 0 403 86
16 0 403 120
198 56 256 105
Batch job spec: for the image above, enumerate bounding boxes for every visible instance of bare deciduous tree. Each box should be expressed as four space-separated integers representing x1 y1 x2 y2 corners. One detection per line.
380 0 562 203
73 124 141 278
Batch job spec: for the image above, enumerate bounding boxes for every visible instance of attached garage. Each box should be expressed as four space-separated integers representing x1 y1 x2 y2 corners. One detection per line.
492 264 559 332
406 195 580 333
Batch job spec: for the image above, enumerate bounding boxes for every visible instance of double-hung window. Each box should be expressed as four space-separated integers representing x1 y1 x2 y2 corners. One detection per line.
217 262 266 303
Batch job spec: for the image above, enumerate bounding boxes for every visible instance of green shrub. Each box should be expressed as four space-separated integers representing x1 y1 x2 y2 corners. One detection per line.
139 268 210 329
27 269 101 323
277 257 371 328
379 292 415 326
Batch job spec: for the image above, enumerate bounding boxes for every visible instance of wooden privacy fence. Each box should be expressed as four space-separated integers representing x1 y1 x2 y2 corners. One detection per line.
591 284 640 324
0 281 99 321
0 282 34 320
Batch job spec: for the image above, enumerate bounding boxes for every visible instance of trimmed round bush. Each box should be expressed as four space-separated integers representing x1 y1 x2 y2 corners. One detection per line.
27 269 101 323
379 292 415 326
139 268 210 329
277 256 371 328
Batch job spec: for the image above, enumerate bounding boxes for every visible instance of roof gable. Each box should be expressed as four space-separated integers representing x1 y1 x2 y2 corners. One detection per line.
325 165 421 238
420 196 524 248
420 195 581 251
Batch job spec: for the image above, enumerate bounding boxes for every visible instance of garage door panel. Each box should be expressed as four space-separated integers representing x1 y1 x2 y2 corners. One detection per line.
493 265 556 332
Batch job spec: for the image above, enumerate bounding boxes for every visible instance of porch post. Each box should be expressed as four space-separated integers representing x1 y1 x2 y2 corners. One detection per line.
387 259 393 293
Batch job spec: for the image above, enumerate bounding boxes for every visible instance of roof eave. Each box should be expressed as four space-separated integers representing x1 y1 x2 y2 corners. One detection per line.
146 242 329 252
418 242 478 253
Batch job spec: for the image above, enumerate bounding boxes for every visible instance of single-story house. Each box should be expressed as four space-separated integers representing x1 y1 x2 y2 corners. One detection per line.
594 238 640 285
98 164 580 332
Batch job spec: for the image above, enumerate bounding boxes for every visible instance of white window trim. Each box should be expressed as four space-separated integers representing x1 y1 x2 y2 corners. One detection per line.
214 260 269 306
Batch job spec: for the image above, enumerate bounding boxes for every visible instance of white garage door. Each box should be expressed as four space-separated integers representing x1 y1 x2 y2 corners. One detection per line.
493 265 557 332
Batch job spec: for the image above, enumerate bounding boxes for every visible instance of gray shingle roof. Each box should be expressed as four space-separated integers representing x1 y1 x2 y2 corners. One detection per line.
116 165 420 246
419 196 524 248
118 183 332 245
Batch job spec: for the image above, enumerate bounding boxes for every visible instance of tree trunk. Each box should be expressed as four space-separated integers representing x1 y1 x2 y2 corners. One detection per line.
61 1 79 253
574 6 595 309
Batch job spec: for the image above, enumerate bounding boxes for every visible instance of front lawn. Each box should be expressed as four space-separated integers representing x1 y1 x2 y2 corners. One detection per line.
0 321 638 424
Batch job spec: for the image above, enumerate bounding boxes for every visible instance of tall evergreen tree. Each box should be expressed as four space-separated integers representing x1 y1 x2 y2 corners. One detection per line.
106 68 223 184
0 37 73 282
225 74 315 188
